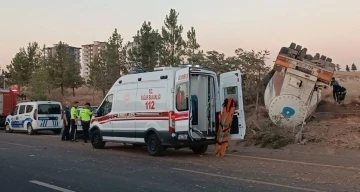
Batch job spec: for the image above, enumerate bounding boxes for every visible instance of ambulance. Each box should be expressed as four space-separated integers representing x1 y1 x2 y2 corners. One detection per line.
5 101 63 135
89 65 246 156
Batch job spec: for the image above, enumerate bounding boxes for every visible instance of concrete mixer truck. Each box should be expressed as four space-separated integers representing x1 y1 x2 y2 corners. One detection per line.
264 43 336 128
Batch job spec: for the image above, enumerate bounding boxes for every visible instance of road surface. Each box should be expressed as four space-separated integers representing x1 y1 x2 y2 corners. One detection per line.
0 130 359 192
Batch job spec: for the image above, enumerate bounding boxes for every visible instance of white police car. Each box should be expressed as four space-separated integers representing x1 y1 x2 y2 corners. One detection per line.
5 101 63 135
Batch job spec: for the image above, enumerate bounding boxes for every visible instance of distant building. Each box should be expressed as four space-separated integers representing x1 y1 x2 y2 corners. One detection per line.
81 41 107 79
44 44 81 63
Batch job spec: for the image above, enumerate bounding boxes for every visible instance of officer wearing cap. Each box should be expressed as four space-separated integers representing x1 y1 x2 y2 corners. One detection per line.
79 102 93 143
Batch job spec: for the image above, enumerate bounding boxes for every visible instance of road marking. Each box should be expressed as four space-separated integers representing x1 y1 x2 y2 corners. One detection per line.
173 168 325 192
29 180 75 192
0 141 35 148
224 153 360 171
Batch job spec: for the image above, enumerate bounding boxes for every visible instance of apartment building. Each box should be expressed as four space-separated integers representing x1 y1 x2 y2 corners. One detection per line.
44 44 81 63
81 41 106 79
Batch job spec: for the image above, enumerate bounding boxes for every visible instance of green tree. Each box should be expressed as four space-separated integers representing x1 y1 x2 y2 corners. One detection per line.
6 42 41 87
351 63 357 72
88 55 108 97
160 9 185 66
203 51 227 76
64 53 84 96
346 65 350 72
28 56 51 100
185 27 204 64
88 29 128 96
128 21 162 71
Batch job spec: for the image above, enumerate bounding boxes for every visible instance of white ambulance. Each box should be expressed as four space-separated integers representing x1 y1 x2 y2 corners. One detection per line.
5 101 63 135
89 65 246 156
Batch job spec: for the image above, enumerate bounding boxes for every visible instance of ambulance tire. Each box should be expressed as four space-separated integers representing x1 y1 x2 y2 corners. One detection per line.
27 123 35 135
146 134 165 156
91 130 106 149
191 145 208 154
5 123 13 133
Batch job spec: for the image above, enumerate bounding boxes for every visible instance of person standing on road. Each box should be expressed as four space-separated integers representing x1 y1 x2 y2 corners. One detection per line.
330 77 340 103
79 102 93 143
70 101 79 142
61 101 71 141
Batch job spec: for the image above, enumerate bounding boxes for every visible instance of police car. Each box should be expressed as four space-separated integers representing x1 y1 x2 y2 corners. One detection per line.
5 101 63 135
89 65 247 156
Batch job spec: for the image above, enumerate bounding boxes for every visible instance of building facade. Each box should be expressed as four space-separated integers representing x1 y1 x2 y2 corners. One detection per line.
81 41 107 79
44 44 81 63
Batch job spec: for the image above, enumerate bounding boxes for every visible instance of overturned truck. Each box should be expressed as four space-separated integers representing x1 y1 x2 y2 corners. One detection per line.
264 43 336 128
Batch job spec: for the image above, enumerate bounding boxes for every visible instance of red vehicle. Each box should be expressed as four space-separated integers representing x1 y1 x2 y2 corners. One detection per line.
0 88 19 127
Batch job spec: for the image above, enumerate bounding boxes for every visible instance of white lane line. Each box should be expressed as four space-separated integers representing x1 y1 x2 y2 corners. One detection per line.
29 180 75 192
0 141 35 148
173 168 326 192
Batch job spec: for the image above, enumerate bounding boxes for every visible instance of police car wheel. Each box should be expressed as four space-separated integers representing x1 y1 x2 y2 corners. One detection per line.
5 123 13 133
191 145 208 154
27 124 35 135
146 134 165 156
91 130 105 149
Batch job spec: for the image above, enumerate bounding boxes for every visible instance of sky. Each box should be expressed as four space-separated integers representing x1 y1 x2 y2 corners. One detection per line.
0 0 359 70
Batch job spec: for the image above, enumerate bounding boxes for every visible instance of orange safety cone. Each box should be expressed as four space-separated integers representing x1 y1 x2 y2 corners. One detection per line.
215 98 236 157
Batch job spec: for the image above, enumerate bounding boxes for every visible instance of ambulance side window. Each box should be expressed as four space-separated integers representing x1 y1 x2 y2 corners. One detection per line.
176 83 189 111
98 94 114 117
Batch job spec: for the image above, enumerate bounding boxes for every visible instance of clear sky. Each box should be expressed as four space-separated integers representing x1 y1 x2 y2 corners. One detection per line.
1 0 359 70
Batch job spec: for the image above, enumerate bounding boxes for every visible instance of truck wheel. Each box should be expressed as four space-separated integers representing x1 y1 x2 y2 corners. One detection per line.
5 123 13 133
146 134 165 156
91 130 105 149
53 129 61 135
27 124 35 135
191 145 208 154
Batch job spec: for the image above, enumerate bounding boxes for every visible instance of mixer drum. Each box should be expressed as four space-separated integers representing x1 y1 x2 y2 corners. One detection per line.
268 94 308 128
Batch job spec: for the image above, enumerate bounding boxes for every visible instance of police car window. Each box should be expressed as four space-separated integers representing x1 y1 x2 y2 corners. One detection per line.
19 105 26 114
12 106 19 115
25 105 34 113
176 82 189 111
38 104 62 114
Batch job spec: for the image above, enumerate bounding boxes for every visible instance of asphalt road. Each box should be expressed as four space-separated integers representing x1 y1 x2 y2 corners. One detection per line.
0 130 359 192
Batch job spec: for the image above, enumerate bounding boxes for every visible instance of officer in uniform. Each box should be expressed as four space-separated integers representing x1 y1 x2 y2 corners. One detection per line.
79 102 93 143
70 101 79 142
61 101 71 141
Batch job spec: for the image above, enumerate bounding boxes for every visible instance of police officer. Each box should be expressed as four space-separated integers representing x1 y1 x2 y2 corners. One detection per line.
61 101 71 141
70 101 79 142
79 102 93 143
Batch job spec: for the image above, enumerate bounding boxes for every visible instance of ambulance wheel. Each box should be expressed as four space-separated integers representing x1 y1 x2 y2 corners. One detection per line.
191 145 208 154
53 129 61 135
5 123 13 133
91 130 105 149
146 134 165 156
27 123 35 135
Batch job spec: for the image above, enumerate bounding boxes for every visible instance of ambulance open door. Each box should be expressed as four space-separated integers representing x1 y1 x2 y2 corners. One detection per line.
219 70 246 140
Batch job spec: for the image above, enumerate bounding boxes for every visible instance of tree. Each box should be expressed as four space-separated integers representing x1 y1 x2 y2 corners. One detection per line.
6 42 41 87
64 58 84 96
88 29 128 97
185 27 204 64
346 65 350 72
160 9 185 66
351 63 357 72
203 50 227 75
335 64 341 71
128 21 162 71
28 56 51 100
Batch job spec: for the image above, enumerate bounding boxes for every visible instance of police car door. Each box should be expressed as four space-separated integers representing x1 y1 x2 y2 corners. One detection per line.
174 68 191 138
219 70 246 140
37 102 62 128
